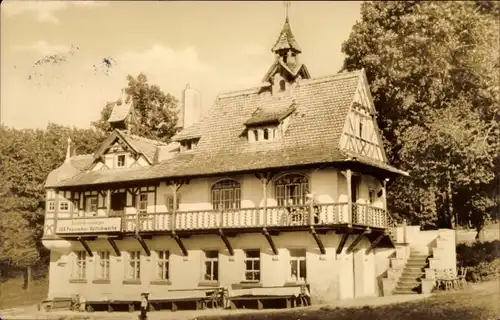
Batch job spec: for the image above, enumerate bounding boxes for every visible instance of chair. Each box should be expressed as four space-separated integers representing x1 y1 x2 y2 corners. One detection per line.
457 267 468 289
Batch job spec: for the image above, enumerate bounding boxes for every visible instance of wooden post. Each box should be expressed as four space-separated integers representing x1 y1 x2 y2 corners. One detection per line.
403 218 407 244
382 178 388 227
135 192 140 235
309 194 314 225
263 178 268 226
169 183 180 231
106 190 111 214
344 170 353 224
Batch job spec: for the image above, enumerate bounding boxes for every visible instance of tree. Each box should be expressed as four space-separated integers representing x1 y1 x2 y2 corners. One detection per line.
341 1 500 236
0 124 104 283
92 73 179 143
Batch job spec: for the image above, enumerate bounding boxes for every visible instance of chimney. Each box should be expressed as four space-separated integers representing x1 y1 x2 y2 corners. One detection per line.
65 137 72 163
177 84 201 130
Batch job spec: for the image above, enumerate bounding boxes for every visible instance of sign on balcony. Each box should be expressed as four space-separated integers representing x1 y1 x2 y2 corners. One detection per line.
56 217 122 234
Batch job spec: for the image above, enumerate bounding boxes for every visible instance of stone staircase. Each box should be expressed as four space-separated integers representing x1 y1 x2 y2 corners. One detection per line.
393 252 429 294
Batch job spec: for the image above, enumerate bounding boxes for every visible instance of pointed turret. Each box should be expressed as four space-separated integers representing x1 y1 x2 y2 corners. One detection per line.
271 17 302 55
262 3 311 88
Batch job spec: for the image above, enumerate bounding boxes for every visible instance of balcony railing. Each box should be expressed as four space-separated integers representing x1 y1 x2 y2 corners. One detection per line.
53 203 388 235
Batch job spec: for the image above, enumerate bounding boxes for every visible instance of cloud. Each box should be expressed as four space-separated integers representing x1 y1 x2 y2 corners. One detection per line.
1 0 109 24
12 40 71 56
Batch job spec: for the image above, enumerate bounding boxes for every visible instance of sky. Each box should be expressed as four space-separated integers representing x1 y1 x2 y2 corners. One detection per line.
0 1 362 129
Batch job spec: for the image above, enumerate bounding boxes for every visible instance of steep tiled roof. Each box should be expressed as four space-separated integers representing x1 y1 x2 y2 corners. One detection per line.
172 121 203 141
108 101 132 123
272 18 302 53
50 70 407 188
244 102 296 126
122 133 167 163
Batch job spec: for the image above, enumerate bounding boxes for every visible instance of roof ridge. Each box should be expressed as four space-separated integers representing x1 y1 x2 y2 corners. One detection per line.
298 70 362 86
217 82 271 99
122 132 168 146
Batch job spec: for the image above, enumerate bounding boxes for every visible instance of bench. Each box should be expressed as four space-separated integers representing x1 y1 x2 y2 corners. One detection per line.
39 297 73 311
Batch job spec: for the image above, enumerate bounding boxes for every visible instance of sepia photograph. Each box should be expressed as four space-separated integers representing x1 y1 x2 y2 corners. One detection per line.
0 1 499 319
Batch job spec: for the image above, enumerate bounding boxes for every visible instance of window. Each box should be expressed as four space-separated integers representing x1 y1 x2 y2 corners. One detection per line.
47 201 55 212
165 195 180 212
368 189 376 205
203 250 219 282
85 196 98 215
156 251 169 281
59 201 69 212
138 193 148 212
74 251 86 279
111 192 126 212
289 249 306 282
126 251 141 280
211 179 241 210
244 250 260 282
117 154 126 167
263 128 269 140
279 80 286 91
275 174 310 206
96 251 110 280
253 130 258 142
359 121 364 139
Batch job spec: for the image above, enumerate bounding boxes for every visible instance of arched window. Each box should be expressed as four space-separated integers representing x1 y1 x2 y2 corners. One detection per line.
279 80 286 92
263 128 269 140
274 174 309 207
253 130 259 141
211 179 241 210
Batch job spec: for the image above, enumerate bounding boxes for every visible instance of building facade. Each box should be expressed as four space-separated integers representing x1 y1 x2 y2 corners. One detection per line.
42 16 417 308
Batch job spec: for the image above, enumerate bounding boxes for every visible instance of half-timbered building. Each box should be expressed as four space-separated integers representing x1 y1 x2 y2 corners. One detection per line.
41 16 456 312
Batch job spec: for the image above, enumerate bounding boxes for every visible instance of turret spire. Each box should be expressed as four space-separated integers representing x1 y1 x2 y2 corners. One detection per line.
272 2 301 55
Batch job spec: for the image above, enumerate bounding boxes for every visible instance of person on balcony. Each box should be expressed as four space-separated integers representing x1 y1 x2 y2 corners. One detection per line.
306 194 320 224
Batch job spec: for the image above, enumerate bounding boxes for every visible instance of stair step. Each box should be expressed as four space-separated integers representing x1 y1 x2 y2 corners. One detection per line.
394 290 419 295
399 277 422 282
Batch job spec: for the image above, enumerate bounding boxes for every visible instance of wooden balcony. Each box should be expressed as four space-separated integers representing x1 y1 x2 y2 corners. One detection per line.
53 203 388 236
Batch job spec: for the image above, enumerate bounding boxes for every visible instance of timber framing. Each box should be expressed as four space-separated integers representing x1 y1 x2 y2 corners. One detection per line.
172 232 188 256
77 237 93 257
262 228 278 255
134 234 151 256
219 229 235 256
309 226 326 255
346 227 371 254
366 231 387 255
336 230 351 255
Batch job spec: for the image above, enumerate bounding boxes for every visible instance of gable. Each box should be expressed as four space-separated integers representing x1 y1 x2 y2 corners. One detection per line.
339 75 387 163
89 130 155 171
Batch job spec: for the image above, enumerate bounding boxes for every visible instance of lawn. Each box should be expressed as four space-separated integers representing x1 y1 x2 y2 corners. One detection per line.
0 276 48 310
198 281 500 320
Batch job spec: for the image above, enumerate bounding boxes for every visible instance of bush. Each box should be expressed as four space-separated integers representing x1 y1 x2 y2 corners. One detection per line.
457 240 500 282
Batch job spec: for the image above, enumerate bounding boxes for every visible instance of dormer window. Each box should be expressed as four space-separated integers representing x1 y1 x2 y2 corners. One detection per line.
180 138 200 152
253 130 259 142
279 80 286 92
117 154 126 168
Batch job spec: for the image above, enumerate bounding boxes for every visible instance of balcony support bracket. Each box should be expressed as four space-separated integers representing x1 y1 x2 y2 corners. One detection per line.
172 232 188 257
77 237 93 257
262 228 278 255
366 231 387 255
134 234 151 257
336 231 351 255
309 226 326 255
107 237 121 257
219 229 234 256
346 228 371 254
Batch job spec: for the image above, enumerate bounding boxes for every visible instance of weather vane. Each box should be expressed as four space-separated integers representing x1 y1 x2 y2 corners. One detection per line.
284 1 291 21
